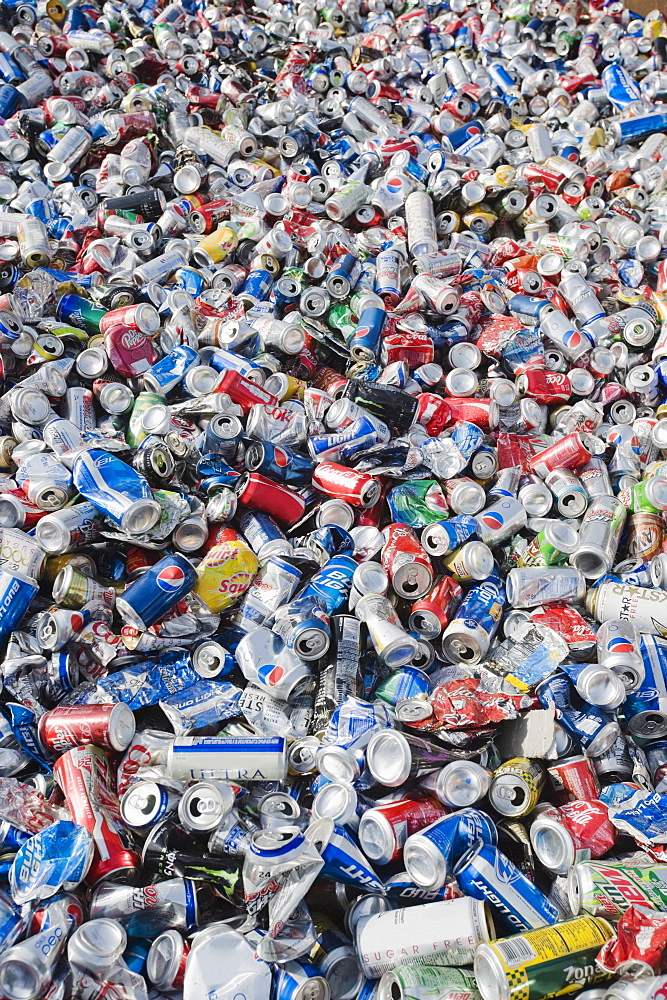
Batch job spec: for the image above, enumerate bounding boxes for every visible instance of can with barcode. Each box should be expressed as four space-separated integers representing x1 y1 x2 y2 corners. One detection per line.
473 916 614 1000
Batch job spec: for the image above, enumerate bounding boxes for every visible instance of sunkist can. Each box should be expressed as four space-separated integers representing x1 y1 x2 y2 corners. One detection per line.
193 528 260 612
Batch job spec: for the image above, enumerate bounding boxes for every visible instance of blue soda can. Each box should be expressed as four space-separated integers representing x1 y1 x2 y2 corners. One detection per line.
273 594 331 660
0 571 38 640
245 440 314 485
443 120 486 150
115 553 198 630
299 555 357 614
275 961 329 1000
502 328 545 371
383 873 452 904
73 449 160 534
451 421 486 461
143 345 199 395
403 808 497 890
488 63 516 93
454 842 559 933
318 823 385 894
237 510 289 561
507 293 553 323
327 253 361 297
441 578 505 664
624 635 667 740
536 673 619 756
309 417 384 462
175 267 206 297
240 268 274 305
0 84 22 118
123 938 151 976
350 306 385 360
602 63 641 109
609 111 667 144
0 821 29 852
209 347 264 381
374 666 432 706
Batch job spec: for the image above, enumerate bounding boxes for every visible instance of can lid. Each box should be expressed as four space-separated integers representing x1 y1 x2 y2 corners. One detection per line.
366 730 411 786
147 930 185 991
313 781 357 826
530 815 575 874
179 781 234 833
358 809 395 865
316 745 360 784
391 559 432 599
109 702 136 751
404 831 447 889
120 781 168 829
121 499 161 535
68 918 127 974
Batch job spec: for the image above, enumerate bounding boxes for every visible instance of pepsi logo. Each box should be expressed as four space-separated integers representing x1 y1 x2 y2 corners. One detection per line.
274 447 289 468
356 326 370 339
258 663 285 687
156 564 187 593
386 177 404 194
563 329 582 350
607 637 634 654
481 511 504 531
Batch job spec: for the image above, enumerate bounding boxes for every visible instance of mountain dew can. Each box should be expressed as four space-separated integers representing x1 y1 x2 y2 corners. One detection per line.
379 965 480 1000
474 916 614 1000
568 860 667 918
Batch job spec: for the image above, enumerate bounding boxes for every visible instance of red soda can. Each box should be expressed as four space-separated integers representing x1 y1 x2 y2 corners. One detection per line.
530 604 597 659
381 332 434 368
547 755 601 804
312 463 381 508
444 397 498 431
54 745 141 885
38 703 136 754
355 485 386 528
409 575 463 638
358 796 448 864
516 369 572 405
416 393 450 436
531 800 616 874
215 370 278 411
521 163 567 194
657 258 667 294
99 303 161 337
381 523 433 599
530 432 594 478
235 472 306 527
189 198 234 235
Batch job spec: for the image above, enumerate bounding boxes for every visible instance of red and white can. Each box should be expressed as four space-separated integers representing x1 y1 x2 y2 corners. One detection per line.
235 472 306 527
214 370 278 411
547 755 600 804
382 523 433 599
98 302 161 336
312 462 381 508
39 703 136 754
54 745 141 885
358 796 448 865
516 369 572 405
443 397 499 431
530 432 595 478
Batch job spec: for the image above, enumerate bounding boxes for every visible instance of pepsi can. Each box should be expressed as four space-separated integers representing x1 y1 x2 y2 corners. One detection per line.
115 553 198 629
624 636 667 739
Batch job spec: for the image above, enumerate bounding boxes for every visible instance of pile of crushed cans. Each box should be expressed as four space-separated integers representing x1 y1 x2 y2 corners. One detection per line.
6 0 667 999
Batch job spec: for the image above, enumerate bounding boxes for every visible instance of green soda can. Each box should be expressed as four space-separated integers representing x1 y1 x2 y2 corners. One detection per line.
474 916 614 1000
379 966 480 1000
55 293 107 335
127 390 167 449
327 303 356 343
568 860 667 918
517 522 579 568
632 476 667 513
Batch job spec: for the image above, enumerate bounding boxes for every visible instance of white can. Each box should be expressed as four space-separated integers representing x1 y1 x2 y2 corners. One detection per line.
356 896 492 978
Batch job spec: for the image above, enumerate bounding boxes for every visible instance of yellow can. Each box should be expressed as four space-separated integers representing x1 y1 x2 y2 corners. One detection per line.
193 531 259 612
193 226 238 267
